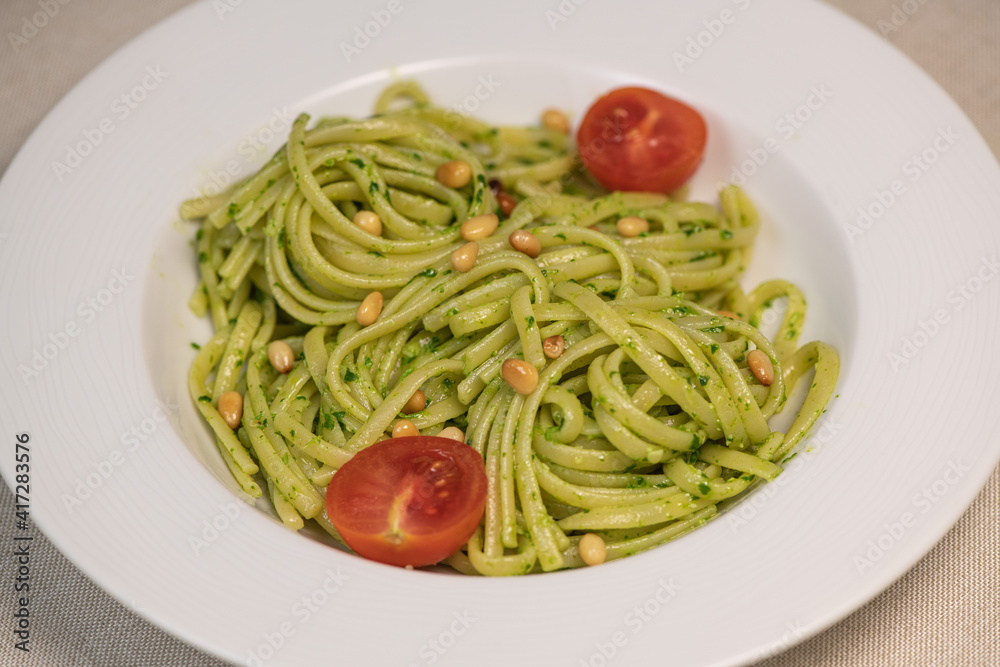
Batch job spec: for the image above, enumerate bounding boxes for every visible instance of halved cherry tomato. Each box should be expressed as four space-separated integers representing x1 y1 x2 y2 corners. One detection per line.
576 86 707 193
326 436 487 568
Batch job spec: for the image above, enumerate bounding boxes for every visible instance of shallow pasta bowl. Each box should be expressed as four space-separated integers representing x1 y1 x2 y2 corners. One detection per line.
2 1 1000 666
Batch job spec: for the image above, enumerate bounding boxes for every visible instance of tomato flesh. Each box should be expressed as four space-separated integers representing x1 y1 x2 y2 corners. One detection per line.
326 436 487 567
577 86 707 193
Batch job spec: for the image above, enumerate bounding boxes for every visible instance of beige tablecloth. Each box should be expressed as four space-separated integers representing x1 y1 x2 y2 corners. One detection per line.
1 1 997 665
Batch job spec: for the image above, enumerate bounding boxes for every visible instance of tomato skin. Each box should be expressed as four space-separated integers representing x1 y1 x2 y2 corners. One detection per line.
576 86 707 193
326 436 487 568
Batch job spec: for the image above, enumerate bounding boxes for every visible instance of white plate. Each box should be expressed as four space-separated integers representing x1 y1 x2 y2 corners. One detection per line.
2 1 999 665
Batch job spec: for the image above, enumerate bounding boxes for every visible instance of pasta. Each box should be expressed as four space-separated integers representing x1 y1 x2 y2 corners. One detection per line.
182 82 839 574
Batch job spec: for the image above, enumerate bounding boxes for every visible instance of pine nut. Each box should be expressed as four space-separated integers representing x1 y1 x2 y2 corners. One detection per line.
541 108 570 133
356 291 384 327
437 426 465 442
392 419 419 438
502 359 538 395
497 191 517 217
508 230 541 258
542 335 565 359
267 340 295 374
717 310 740 320
747 349 774 386
218 391 243 430
353 210 382 236
578 533 607 566
451 241 479 273
460 214 498 241
435 160 472 188
402 389 427 414
616 216 649 237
